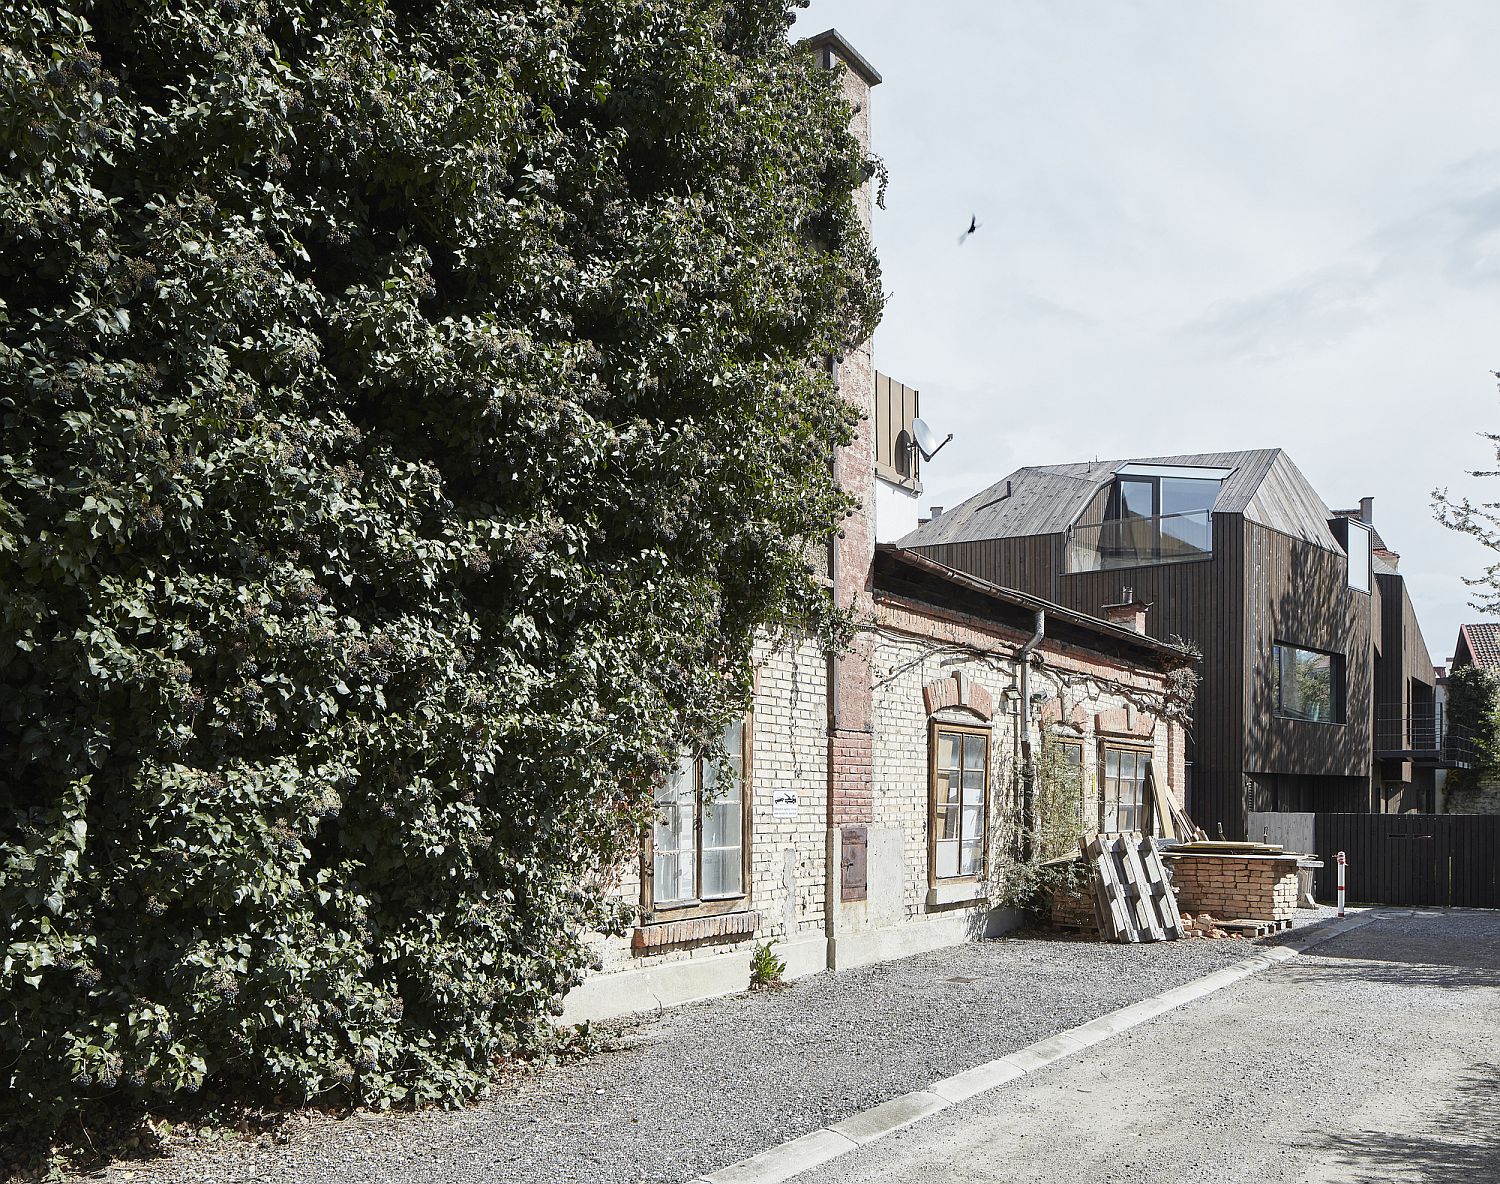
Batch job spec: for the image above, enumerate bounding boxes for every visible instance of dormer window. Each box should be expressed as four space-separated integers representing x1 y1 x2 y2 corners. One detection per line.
1071 464 1227 570
1108 465 1226 524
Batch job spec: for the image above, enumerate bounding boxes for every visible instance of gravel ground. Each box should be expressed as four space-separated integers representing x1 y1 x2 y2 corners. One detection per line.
803 907 1500 1183
83 913 1346 1184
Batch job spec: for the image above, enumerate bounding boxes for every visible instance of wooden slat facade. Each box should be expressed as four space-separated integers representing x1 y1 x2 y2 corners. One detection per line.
1312 813 1500 907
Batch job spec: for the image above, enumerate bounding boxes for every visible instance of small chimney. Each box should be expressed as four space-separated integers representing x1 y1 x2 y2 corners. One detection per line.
1359 496 1374 525
1102 595 1149 634
929 506 944 520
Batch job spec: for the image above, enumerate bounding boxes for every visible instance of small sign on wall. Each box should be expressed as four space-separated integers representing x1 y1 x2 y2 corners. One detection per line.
772 790 799 819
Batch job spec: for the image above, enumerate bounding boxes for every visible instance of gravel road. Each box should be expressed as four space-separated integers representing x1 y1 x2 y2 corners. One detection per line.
85 921 1299 1184
803 908 1500 1184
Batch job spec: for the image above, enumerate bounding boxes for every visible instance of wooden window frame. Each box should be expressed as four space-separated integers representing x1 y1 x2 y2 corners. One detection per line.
641 715 754 923
1098 741 1153 835
928 720 991 886
1051 737 1087 831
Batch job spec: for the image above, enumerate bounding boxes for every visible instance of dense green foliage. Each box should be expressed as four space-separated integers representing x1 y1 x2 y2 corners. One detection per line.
1445 665 1500 782
0 0 881 1139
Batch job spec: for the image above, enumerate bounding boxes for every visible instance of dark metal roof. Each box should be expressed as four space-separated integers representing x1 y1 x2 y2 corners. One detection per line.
900 448 1344 553
874 544 1193 667
802 28 883 86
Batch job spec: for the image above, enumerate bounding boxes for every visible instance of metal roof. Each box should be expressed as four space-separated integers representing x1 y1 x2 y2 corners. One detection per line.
899 448 1344 553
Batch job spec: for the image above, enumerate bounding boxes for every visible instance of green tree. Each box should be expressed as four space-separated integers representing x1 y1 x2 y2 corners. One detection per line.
0 0 881 1141
1445 665 1500 781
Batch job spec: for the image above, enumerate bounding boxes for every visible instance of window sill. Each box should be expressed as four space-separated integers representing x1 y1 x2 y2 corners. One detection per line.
631 910 760 952
927 881 987 908
1273 714 1347 727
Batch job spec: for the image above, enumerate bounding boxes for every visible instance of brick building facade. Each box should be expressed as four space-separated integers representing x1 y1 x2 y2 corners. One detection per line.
562 31 1195 1023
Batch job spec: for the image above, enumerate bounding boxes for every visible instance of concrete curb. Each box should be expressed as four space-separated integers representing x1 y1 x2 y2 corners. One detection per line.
684 908 1388 1184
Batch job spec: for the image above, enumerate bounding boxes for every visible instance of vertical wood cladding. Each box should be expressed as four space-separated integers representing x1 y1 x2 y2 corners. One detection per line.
1374 569 1436 765
1240 521 1372 779
918 522 1243 834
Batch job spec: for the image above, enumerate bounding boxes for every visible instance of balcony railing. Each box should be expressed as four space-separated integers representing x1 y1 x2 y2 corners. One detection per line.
1374 703 1474 768
1066 510 1213 573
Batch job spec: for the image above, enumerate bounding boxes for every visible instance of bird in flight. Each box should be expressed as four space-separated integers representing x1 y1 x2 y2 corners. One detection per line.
958 214 981 245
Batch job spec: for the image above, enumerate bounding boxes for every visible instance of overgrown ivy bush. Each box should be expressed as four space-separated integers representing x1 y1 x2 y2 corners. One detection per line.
0 0 881 1141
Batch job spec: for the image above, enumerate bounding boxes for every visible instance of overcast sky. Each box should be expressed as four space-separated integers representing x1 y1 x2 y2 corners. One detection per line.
792 0 1500 664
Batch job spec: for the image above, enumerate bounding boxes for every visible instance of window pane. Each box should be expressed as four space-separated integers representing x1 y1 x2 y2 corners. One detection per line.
962 733 985 771
959 839 982 876
1276 644 1339 722
653 755 697 904
938 797 962 840
703 793 740 849
937 731 960 771
723 717 744 763
961 802 984 843
1105 748 1120 779
701 845 741 899
1118 478 1154 519
1160 478 1220 517
936 839 960 878
961 769 984 805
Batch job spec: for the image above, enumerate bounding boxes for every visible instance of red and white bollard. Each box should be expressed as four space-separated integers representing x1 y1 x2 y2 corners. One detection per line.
1336 850 1347 917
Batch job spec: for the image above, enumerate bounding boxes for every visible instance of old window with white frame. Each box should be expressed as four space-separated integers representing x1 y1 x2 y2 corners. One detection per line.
650 718 749 911
930 723 989 880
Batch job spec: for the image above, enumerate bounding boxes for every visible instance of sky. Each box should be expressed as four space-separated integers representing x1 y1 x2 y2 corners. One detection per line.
791 0 1500 665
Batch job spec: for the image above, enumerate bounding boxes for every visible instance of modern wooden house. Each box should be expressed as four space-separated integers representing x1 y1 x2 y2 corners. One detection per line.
901 449 1453 836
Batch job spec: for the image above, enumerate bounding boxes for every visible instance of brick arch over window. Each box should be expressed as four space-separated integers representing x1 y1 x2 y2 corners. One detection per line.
922 671 993 721
1095 705 1157 739
1041 698 1089 733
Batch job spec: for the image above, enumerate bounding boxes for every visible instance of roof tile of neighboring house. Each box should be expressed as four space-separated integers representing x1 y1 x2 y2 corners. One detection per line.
1460 623 1500 669
900 448 1343 552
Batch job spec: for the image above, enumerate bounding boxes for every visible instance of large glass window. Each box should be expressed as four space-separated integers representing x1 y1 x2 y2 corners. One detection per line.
1100 745 1151 833
652 719 747 907
1091 472 1220 568
1274 644 1344 723
931 725 989 879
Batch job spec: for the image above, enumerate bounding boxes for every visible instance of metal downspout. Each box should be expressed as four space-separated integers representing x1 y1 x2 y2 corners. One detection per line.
1018 610 1046 860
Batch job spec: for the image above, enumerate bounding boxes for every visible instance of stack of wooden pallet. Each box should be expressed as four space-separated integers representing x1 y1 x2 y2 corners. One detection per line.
1083 832 1185 942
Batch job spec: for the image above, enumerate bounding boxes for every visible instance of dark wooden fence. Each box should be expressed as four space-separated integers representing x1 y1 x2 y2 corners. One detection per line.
1312 813 1500 908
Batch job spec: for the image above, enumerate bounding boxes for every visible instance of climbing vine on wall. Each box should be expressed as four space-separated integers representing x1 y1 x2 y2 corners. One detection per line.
0 0 882 1143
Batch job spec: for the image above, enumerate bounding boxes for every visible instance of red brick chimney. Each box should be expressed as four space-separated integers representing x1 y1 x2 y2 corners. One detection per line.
1102 596 1150 634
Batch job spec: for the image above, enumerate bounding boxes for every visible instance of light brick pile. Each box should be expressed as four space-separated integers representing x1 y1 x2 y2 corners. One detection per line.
1167 854 1300 922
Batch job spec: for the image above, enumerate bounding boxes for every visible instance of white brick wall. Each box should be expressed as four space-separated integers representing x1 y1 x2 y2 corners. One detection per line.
869 620 1180 933
589 632 829 977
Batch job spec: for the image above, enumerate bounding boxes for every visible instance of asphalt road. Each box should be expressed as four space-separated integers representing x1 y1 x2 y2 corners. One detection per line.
803 909 1500 1184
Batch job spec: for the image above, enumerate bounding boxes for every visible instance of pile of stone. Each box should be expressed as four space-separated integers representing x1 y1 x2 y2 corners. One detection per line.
1180 912 1242 940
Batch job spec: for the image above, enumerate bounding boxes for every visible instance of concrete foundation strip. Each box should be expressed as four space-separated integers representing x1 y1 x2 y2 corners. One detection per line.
685 909 1390 1184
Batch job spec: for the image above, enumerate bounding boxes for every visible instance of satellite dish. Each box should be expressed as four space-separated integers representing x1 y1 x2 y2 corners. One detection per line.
911 417 953 463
